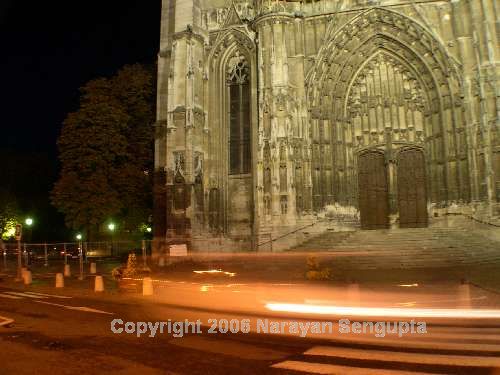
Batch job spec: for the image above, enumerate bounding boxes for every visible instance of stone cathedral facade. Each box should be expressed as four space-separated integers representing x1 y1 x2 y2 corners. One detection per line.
154 0 499 250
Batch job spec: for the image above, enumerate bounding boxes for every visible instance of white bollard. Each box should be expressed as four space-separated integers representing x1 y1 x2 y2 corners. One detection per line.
55 273 64 288
458 282 471 309
143 277 153 296
90 262 97 274
94 276 104 292
64 264 71 277
23 270 32 285
158 257 165 267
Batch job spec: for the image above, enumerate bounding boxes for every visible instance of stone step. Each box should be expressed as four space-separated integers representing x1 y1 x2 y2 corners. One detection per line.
289 224 500 268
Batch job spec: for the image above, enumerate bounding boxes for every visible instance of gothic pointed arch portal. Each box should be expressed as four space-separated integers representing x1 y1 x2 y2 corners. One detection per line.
348 51 430 228
306 7 467 228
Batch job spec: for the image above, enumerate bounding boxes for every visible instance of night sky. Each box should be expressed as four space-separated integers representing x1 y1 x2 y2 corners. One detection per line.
0 1 161 240
1 1 161 156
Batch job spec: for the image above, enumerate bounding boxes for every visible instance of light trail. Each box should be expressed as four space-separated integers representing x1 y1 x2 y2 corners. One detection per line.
193 269 236 277
265 303 500 319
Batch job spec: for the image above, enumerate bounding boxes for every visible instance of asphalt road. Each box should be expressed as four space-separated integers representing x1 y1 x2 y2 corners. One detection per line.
1 286 500 375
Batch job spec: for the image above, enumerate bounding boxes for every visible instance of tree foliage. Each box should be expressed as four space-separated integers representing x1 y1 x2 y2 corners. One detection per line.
0 188 20 239
52 64 155 238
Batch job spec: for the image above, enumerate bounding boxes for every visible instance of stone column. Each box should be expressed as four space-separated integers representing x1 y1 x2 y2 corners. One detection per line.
255 14 299 229
468 0 498 216
453 0 480 202
157 0 206 243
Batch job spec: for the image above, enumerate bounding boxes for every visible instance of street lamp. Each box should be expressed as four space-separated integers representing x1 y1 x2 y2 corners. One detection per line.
142 227 152 271
107 223 116 256
75 234 83 280
24 217 34 243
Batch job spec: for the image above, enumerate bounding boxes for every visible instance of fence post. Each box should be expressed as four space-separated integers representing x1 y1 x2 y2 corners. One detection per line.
78 240 83 281
64 243 68 265
44 243 48 267
16 239 22 282
142 240 147 270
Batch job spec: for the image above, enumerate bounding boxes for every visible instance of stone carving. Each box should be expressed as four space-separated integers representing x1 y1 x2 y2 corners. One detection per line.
227 51 249 84
194 152 203 180
173 152 185 176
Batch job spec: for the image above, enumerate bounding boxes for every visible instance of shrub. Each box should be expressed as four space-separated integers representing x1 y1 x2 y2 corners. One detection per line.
306 256 333 280
111 266 124 280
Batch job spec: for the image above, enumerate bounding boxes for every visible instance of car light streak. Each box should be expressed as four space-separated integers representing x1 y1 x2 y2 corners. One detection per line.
193 269 236 277
265 303 500 319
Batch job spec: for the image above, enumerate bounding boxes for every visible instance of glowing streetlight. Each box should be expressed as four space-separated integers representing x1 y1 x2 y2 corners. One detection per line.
108 223 116 231
25 217 33 226
75 233 84 281
146 227 152 233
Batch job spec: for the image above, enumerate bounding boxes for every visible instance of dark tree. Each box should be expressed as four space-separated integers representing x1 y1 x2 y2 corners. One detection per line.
52 64 155 239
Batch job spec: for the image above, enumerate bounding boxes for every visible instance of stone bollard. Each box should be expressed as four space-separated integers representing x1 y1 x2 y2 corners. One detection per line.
23 270 32 285
143 277 153 296
94 275 104 292
90 262 97 274
158 257 165 267
21 267 27 280
64 264 71 277
55 273 64 288
458 281 471 309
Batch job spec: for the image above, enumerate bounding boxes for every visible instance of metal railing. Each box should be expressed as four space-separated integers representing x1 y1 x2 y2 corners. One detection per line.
0 239 156 281
257 222 317 251
1 239 153 268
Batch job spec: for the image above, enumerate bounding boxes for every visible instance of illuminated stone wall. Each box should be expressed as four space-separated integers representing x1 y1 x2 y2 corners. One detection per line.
155 0 499 249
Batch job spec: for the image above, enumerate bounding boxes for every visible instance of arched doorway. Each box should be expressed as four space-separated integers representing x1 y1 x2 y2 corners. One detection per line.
398 148 428 228
305 8 469 226
358 151 389 229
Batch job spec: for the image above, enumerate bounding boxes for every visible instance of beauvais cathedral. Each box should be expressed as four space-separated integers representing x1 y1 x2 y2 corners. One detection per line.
153 0 499 250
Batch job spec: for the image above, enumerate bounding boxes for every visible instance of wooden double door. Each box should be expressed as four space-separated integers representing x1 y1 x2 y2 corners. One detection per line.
358 149 427 229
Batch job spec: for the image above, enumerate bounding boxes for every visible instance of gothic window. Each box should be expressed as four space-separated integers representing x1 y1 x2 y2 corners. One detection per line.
227 52 251 175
